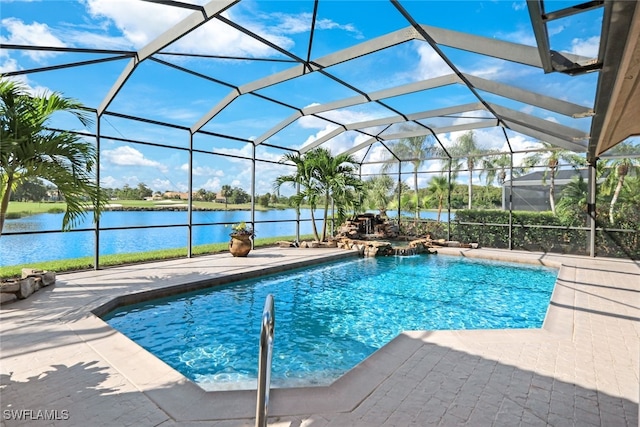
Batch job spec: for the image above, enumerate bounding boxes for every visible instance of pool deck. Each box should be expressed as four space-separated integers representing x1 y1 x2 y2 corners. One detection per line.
1 247 638 426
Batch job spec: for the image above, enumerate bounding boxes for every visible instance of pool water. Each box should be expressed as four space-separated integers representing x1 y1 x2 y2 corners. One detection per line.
104 255 557 390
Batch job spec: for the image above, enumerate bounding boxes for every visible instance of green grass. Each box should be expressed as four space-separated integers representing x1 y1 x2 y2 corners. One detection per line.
0 234 315 279
4 200 297 218
5 201 68 217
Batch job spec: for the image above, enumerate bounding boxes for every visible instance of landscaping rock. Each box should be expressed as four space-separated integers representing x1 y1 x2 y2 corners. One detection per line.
0 293 17 304
17 277 36 299
22 269 56 286
0 270 56 304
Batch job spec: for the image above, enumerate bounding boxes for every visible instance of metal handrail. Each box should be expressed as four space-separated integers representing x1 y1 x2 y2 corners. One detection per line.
256 294 275 427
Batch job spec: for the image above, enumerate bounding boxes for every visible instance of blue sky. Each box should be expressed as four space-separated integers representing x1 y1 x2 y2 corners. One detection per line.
1 0 618 196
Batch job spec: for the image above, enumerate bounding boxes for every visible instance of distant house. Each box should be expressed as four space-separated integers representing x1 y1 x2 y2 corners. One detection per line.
214 191 227 203
45 189 62 202
502 169 589 212
163 191 189 200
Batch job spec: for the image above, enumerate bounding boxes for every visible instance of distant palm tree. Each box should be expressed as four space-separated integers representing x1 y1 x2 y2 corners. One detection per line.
0 78 107 237
364 175 395 217
446 130 493 209
523 142 585 215
426 175 451 222
382 133 434 219
490 154 527 186
221 184 232 209
600 142 640 223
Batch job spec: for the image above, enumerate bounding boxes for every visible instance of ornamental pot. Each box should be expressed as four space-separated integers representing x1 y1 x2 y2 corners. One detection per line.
229 234 252 257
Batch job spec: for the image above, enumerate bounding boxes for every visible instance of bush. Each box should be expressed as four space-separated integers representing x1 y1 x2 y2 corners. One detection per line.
451 209 638 259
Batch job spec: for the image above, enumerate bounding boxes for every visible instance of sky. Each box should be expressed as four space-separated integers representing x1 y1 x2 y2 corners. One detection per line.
2 0 631 196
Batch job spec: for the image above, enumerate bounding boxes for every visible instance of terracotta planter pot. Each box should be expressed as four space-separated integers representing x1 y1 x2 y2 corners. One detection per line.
229 234 252 257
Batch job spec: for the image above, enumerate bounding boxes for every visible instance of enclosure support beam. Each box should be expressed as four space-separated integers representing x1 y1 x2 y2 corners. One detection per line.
509 152 514 251
187 131 194 258
94 114 101 271
588 159 597 257
447 159 452 241
397 162 402 223
251 145 256 250
296 183 301 243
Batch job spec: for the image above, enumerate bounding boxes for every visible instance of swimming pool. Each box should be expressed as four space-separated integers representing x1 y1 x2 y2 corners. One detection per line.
103 255 557 390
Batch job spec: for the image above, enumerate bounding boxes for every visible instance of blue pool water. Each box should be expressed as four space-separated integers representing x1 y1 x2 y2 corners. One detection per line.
104 255 557 390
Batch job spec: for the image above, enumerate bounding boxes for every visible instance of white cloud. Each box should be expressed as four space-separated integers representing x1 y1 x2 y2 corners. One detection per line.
81 0 288 57
179 163 224 177
571 36 599 57
100 174 141 189
0 18 66 61
198 178 221 192
495 28 536 47
416 44 453 80
152 178 185 192
79 1 362 58
102 145 168 172
83 0 184 47
267 12 361 38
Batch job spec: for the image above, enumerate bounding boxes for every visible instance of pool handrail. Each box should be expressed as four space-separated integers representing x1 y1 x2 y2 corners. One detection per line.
256 294 275 427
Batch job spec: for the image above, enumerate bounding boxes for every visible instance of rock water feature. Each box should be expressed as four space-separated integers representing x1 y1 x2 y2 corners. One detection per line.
281 213 478 257
333 214 434 257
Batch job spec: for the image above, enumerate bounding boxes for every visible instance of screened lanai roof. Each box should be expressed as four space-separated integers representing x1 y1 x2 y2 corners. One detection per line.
2 0 639 190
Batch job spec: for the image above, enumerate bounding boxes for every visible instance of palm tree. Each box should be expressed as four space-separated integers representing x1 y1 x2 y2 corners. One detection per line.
555 175 588 226
523 142 585 215
275 148 362 242
220 184 232 209
446 130 493 209
426 175 450 222
274 152 322 241
600 142 640 224
382 133 434 219
364 175 395 217
0 78 107 237
490 154 527 186
304 148 362 241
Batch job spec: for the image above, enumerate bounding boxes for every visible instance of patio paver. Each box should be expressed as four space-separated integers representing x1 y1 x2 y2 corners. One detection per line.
1 247 638 426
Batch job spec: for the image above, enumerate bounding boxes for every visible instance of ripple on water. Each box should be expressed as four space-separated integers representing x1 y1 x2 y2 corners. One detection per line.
104 255 557 390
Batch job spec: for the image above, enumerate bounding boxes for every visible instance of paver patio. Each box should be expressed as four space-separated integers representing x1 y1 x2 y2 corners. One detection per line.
1 247 638 426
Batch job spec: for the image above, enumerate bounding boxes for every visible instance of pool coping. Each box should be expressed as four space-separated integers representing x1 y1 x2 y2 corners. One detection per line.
56 247 577 422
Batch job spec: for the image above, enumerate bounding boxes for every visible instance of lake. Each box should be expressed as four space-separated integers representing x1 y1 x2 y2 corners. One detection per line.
0 209 451 267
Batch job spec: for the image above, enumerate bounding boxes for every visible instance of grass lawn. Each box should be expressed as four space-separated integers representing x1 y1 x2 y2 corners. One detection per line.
0 234 315 279
4 200 296 218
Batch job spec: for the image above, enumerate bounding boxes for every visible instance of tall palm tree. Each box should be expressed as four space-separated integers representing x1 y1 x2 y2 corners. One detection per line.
274 152 322 241
447 130 493 209
382 133 434 219
600 142 640 224
0 78 107 236
523 142 585 215
426 175 450 222
305 148 362 241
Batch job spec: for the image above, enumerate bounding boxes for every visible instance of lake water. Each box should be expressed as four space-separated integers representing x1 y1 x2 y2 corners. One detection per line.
0 209 450 267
